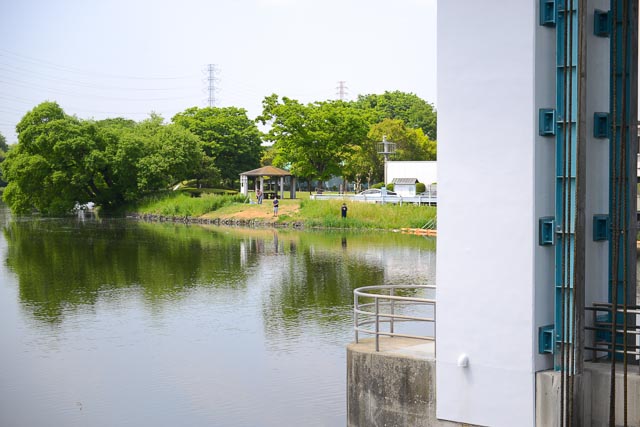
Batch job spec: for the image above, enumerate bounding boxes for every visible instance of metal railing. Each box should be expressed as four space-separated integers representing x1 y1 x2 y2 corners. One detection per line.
354 285 436 351
585 303 640 361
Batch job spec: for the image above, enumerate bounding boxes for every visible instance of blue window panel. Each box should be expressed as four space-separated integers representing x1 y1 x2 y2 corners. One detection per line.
539 109 556 136
539 325 555 354
593 112 609 138
539 217 556 246
593 214 609 241
540 0 556 26
594 9 611 37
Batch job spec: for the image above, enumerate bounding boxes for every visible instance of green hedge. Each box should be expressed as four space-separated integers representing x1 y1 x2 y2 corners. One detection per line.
179 188 238 197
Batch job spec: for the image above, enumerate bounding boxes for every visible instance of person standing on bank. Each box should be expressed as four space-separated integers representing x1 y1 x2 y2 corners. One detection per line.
341 203 348 219
256 189 263 204
273 196 279 217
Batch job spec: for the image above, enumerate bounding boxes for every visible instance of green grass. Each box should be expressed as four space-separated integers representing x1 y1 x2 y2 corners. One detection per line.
131 191 438 230
132 192 247 217
297 199 436 230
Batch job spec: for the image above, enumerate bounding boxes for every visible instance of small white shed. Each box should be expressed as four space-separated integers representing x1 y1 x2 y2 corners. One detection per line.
391 178 418 196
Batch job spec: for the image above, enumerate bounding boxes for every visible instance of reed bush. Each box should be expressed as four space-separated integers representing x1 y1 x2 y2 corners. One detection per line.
133 192 246 217
299 199 436 230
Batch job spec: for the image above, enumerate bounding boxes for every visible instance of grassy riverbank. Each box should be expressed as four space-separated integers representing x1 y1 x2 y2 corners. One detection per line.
131 192 436 230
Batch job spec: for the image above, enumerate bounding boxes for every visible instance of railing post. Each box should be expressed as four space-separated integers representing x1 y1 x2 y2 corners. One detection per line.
433 302 436 355
375 297 380 352
591 305 596 362
390 288 395 337
354 293 359 343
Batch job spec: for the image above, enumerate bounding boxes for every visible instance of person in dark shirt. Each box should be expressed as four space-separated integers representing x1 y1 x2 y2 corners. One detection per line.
341 203 348 219
273 196 279 217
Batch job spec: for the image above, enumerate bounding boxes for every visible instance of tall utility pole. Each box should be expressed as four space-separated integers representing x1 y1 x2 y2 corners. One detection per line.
206 64 218 107
377 135 396 185
336 80 348 101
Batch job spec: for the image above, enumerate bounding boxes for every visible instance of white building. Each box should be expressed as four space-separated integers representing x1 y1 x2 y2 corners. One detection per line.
386 161 437 186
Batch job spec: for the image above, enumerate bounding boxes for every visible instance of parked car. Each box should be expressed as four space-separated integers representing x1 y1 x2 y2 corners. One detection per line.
353 189 402 203
357 189 398 196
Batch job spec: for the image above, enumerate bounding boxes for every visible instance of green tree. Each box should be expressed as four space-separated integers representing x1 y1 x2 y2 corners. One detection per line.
258 95 370 189
260 145 277 166
127 115 204 193
368 118 436 162
354 91 437 140
2 102 102 214
172 107 263 187
0 131 8 187
342 138 381 191
0 131 8 152
2 103 202 214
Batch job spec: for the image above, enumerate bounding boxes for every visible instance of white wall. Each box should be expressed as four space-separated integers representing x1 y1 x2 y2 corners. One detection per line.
532 0 555 373
436 1 538 425
437 2 612 426
386 161 437 185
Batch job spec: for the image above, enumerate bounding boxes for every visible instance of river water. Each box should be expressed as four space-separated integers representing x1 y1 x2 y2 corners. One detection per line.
0 205 436 427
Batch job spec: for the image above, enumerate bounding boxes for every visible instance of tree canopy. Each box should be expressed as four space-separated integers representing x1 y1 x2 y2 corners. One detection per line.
354 91 437 140
368 119 436 162
172 106 263 186
2 102 202 215
1 89 437 214
0 132 7 187
0 131 8 153
258 95 370 187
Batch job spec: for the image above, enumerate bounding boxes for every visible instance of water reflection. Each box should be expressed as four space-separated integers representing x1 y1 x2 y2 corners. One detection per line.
0 210 436 427
4 218 435 328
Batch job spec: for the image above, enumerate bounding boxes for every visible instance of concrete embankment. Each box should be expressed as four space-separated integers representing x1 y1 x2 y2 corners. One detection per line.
128 213 304 228
347 337 476 427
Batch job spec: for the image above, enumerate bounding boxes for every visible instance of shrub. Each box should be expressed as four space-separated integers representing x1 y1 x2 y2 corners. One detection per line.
386 183 394 191
371 182 385 189
416 182 426 193
133 192 245 217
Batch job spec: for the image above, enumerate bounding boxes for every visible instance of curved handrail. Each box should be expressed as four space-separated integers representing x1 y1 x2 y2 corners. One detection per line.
354 285 436 351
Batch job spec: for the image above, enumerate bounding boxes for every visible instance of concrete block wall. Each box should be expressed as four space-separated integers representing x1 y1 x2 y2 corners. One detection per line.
347 338 480 427
536 363 640 426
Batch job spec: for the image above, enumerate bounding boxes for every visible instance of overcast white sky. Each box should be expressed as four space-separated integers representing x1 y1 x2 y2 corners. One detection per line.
0 0 437 144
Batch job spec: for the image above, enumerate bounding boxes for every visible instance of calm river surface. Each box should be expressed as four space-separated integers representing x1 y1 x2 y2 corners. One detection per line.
0 205 436 427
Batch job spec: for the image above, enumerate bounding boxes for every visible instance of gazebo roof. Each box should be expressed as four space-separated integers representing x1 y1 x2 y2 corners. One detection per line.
240 166 292 177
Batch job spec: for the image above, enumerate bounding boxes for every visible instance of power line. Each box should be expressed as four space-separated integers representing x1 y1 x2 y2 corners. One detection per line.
0 64 198 92
0 49 199 81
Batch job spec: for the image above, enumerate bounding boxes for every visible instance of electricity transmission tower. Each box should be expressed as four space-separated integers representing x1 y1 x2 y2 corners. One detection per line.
336 80 348 100
206 64 219 107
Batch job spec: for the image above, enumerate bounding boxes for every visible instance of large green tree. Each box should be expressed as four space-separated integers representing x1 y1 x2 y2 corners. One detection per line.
368 119 436 162
354 91 437 140
0 131 7 187
258 95 370 188
2 102 102 214
172 106 262 187
2 102 202 214
0 131 8 152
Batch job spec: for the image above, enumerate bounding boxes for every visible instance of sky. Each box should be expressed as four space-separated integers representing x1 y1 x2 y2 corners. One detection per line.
0 0 438 144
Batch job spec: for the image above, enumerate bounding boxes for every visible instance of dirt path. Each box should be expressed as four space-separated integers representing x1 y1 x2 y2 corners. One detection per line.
204 201 300 221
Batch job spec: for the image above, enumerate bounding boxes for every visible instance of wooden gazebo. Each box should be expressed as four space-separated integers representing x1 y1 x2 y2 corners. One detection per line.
240 166 296 199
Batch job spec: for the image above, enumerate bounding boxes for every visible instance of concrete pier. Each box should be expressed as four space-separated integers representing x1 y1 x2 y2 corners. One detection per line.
348 338 640 426
347 338 479 427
